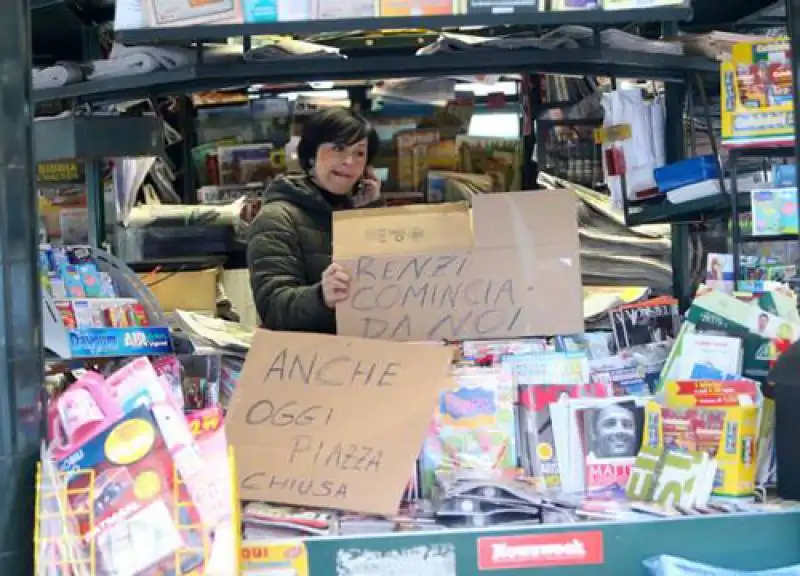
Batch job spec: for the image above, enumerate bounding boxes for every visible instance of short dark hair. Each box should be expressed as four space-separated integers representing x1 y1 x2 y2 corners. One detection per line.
297 107 380 172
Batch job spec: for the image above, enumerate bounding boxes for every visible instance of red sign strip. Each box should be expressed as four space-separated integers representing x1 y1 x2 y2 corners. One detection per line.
477 531 604 570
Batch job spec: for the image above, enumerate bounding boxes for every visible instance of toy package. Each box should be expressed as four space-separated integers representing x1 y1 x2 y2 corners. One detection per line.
45 357 236 575
644 380 760 497
721 38 794 147
751 187 799 236
56 405 207 576
420 367 517 497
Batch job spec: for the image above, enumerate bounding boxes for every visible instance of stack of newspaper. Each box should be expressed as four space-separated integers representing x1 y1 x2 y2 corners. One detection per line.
172 309 254 357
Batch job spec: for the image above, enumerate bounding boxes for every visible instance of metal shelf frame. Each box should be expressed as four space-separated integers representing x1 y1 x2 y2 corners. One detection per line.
33 48 717 105
114 6 694 44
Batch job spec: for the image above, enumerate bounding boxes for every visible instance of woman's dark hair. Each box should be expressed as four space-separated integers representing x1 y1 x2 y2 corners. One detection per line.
297 107 380 172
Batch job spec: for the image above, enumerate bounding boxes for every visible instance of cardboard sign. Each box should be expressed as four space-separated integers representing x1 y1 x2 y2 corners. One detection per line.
226 330 453 516
333 190 583 342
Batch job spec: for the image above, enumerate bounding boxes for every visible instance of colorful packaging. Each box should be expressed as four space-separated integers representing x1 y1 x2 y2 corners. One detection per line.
662 290 800 384
751 187 799 236
185 407 233 527
240 541 308 576
380 0 452 15
721 38 793 148
49 277 67 299
61 265 86 298
644 380 760 497
55 301 76 329
152 355 185 408
78 262 103 298
98 271 117 298
57 406 207 576
72 299 103 328
421 367 517 497
128 303 150 326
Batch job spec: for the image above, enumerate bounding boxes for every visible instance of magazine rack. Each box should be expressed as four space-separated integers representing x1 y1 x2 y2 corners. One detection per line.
42 246 172 359
34 446 242 575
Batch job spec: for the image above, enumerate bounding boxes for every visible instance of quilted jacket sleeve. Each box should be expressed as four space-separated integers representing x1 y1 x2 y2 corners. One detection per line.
247 203 335 333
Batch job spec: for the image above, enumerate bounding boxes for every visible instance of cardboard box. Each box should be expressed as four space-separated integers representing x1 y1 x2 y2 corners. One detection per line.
721 38 794 148
138 268 218 313
333 190 583 342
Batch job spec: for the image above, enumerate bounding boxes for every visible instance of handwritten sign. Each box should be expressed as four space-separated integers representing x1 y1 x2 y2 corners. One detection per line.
226 330 453 516
364 226 426 245
338 250 531 342
334 191 584 342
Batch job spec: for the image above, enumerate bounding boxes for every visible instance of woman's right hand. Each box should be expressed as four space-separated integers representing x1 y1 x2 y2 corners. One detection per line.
321 263 351 309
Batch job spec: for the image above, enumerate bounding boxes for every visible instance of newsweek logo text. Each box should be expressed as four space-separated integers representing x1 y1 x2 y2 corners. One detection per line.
477 531 604 570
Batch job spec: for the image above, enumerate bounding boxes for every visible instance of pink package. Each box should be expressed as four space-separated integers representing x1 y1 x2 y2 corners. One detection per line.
103 357 210 510
185 407 233 528
104 356 180 413
152 355 185 410
48 371 123 461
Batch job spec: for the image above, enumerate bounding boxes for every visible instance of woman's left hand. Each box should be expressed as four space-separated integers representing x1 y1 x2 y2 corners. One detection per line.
353 167 381 207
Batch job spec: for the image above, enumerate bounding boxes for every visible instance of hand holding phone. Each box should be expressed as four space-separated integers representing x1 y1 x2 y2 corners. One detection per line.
354 166 381 207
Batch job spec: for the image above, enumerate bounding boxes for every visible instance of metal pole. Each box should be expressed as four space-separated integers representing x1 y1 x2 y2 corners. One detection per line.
0 0 44 571
789 0 800 232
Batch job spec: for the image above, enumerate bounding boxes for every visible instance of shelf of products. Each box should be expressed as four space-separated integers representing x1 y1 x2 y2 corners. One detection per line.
32 9 800 576
728 144 799 290
114 6 695 44
41 244 173 359
33 48 717 105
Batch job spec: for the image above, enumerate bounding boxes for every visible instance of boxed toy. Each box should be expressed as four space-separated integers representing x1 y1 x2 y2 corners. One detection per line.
643 380 759 497
56 405 208 575
721 38 794 148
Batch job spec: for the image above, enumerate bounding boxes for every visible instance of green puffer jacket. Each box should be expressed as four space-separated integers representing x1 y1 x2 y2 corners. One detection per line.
247 175 349 333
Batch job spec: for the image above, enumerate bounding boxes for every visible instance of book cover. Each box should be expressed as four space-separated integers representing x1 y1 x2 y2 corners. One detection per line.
217 143 277 186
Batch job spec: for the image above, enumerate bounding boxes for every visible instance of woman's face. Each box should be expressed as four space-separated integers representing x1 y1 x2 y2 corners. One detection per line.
313 139 368 195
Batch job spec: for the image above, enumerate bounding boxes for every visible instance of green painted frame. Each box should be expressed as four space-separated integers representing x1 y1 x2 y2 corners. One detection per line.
306 511 800 574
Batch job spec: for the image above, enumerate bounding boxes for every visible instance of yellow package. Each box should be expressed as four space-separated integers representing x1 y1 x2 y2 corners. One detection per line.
721 38 794 147
655 381 759 497
240 540 308 576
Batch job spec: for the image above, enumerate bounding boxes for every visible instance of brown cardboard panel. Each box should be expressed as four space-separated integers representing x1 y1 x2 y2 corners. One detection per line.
333 202 473 259
334 190 583 341
226 330 454 516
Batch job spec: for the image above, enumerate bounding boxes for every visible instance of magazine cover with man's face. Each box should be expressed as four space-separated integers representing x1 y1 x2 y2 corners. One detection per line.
578 400 644 494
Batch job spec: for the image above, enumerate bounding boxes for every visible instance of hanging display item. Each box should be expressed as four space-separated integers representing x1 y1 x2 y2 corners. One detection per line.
40 245 172 359
721 38 794 148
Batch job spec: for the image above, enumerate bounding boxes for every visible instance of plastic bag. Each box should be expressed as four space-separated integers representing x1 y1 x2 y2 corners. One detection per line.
644 555 800 576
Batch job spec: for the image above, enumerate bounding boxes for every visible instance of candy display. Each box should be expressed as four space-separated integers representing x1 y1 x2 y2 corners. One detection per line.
40 245 172 358
721 37 794 148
